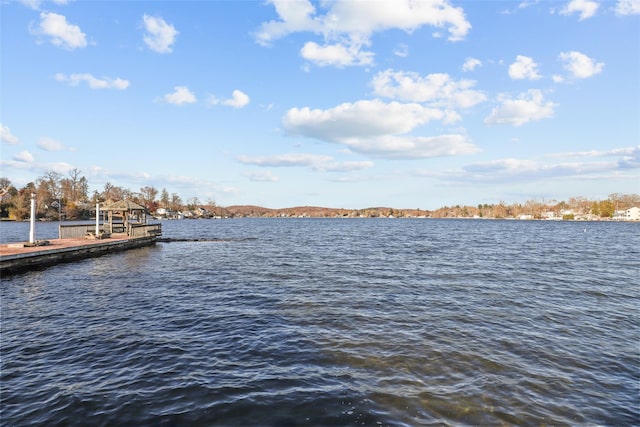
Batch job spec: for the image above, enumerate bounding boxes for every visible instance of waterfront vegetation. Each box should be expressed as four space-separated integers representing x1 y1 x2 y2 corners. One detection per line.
1 171 638 221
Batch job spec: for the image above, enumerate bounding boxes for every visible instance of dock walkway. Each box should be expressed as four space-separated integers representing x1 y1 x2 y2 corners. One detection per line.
0 234 157 276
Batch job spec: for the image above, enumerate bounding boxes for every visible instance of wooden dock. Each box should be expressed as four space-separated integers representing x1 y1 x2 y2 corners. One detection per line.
0 233 159 276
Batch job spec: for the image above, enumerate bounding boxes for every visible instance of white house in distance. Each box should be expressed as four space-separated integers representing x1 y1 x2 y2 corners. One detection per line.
613 206 640 221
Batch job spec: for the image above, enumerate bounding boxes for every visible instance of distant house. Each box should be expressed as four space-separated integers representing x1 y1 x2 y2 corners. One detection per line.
613 207 640 221
625 207 640 220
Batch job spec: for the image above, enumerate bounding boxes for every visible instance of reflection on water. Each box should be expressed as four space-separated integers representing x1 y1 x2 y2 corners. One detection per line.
1 219 639 425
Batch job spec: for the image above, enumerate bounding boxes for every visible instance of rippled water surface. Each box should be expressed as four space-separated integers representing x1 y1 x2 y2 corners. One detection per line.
2 218 639 426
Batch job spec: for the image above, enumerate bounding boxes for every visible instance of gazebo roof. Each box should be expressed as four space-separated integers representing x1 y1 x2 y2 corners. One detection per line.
103 200 146 211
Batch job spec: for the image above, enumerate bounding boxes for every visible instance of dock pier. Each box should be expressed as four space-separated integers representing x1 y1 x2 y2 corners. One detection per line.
0 224 162 276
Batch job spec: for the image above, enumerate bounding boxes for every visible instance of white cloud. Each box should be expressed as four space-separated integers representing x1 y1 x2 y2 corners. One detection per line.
0 124 20 145
508 55 541 80
547 146 640 158
238 153 333 168
560 0 599 20
255 0 470 68
30 12 87 49
255 0 321 45
55 73 129 90
225 90 250 108
19 0 69 10
282 99 479 159
38 137 64 151
394 44 409 58
411 146 639 184
142 15 178 53
300 40 374 67
237 153 375 172
615 0 640 15
246 171 280 182
464 158 538 174
559 51 604 79
344 134 480 159
208 90 250 108
484 89 557 126
284 100 449 141
321 160 375 172
462 57 482 72
14 151 34 162
459 150 638 182
371 69 486 109
162 86 196 105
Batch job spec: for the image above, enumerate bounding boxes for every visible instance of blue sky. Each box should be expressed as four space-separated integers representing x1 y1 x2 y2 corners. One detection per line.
1 0 638 209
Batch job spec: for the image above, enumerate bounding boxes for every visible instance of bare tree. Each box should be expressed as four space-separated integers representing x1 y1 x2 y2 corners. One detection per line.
67 168 82 201
140 186 158 209
160 188 170 208
170 193 182 211
103 182 116 202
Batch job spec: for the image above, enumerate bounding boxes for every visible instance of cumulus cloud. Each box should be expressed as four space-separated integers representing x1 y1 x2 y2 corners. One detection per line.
0 124 20 145
55 73 130 90
508 55 541 80
282 99 479 159
371 69 486 109
560 0 599 20
559 51 604 79
142 15 178 53
255 0 470 67
284 100 449 140
484 89 557 126
30 12 87 49
14 151 34 162
208 90 250 108
300 39 374 67
462 57 482 72
162 86 196 105
615 0 640 15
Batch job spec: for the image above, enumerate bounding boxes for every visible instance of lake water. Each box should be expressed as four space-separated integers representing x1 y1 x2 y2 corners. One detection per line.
1 218 639 426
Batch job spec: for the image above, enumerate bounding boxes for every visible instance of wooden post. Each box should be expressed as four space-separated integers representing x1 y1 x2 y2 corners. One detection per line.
96 203 100 236
29 193 36 244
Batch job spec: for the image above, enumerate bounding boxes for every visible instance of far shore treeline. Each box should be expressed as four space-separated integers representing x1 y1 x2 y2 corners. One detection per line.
1 171 639 221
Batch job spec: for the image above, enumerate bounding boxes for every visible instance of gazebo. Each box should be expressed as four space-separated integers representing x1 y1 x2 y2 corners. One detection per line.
102 200 148 235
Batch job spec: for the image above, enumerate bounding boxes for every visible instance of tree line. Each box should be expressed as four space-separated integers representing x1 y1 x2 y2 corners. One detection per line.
0 170 638 221
222 194 639 219
0 170 210 221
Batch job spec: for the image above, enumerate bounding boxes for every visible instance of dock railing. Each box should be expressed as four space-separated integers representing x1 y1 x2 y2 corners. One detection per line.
59 223 162 239
129 223 162 238
59 224 110 239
